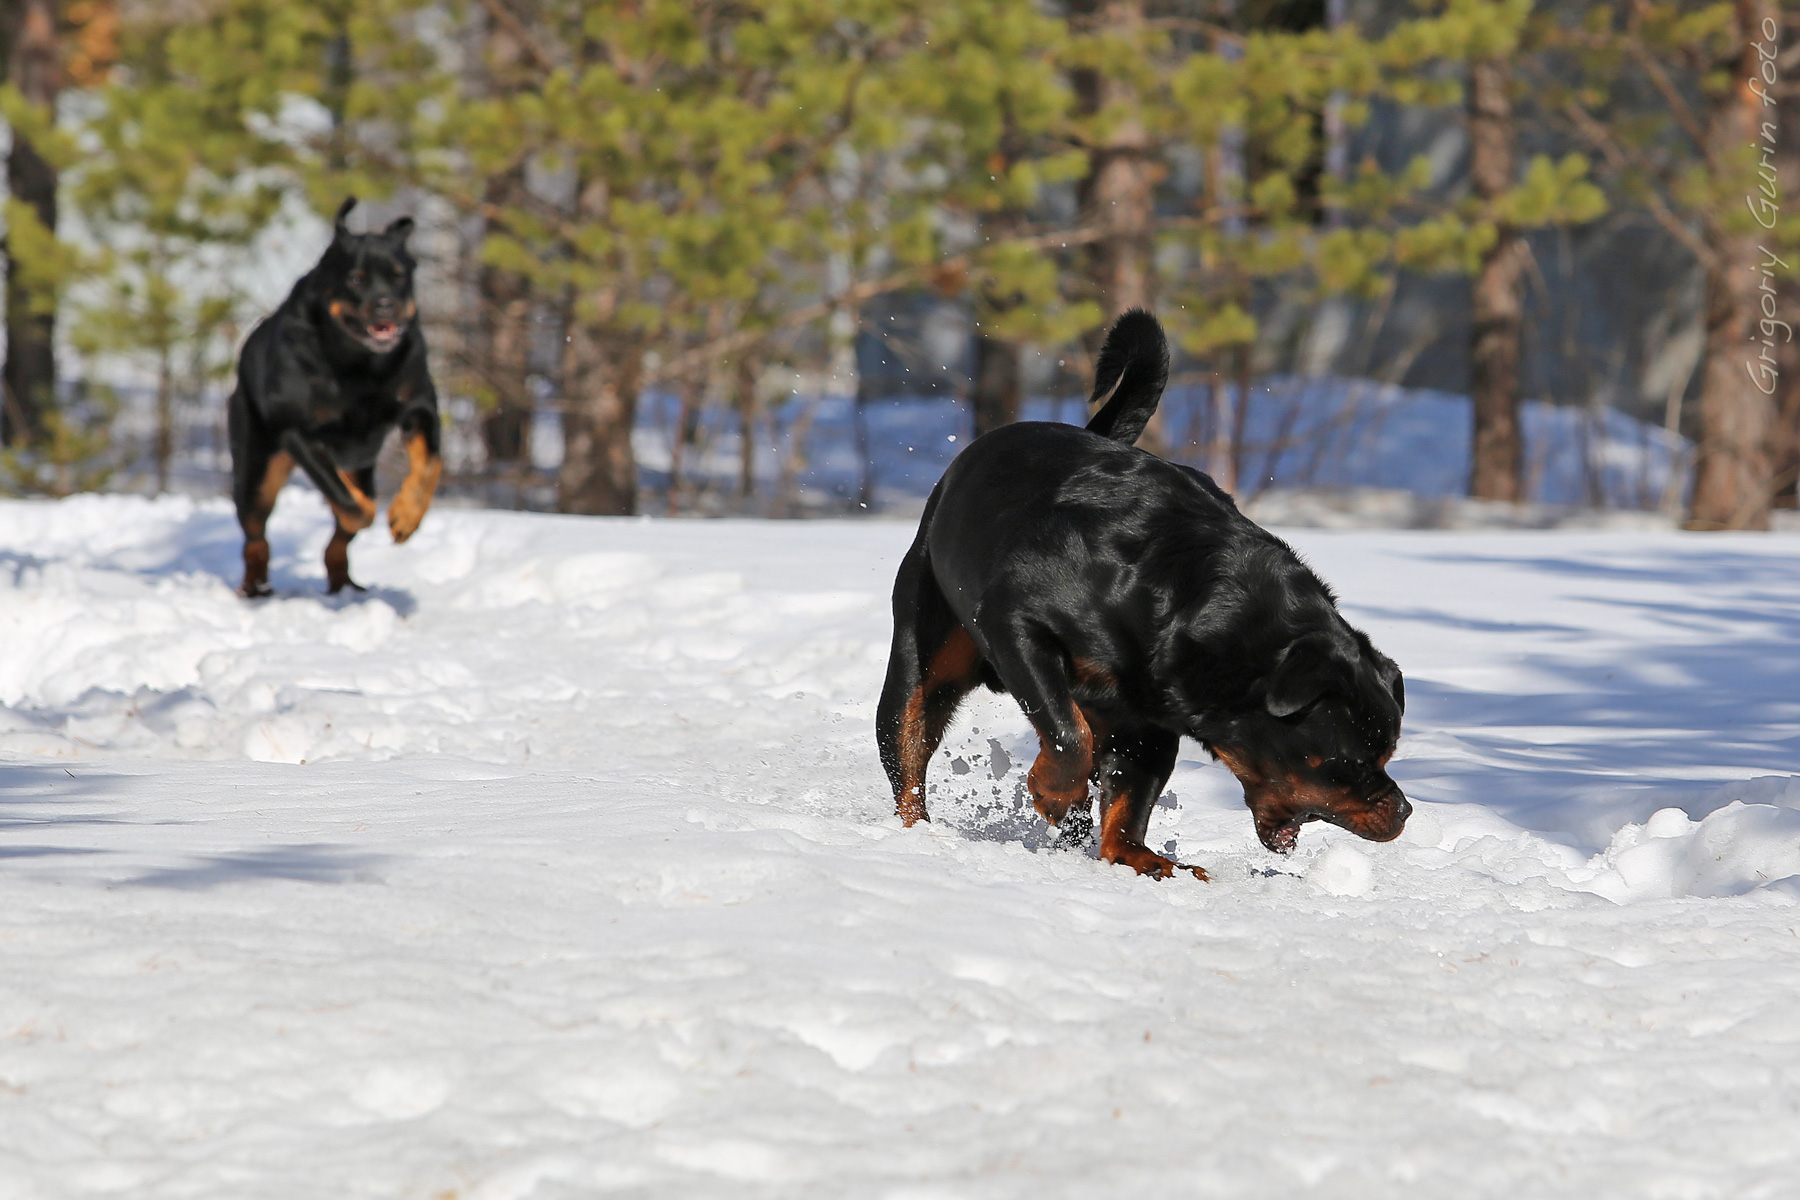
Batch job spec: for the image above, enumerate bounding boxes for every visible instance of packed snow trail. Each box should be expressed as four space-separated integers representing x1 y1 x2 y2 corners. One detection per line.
1 493 1798 1198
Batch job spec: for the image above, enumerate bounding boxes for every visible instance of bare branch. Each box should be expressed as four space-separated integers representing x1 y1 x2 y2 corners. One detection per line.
1559 95 1715 269
478 0 559 75
1624 37 1714 162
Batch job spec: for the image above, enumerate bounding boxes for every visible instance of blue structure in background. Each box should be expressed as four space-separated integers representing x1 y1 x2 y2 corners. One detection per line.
635 377 1690 514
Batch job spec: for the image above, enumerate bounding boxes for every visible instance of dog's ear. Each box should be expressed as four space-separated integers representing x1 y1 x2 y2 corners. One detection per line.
1377 654 1404 714
333 196 358 245
1264 632 1348 718
383 215 415 245
1352 632 1405 718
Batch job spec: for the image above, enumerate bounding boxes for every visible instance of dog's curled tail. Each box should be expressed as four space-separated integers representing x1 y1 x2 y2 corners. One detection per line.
1084 309 1170 446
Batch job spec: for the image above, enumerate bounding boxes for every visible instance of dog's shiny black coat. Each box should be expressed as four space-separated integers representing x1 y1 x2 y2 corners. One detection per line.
228 197 441 596
877 311 1409 876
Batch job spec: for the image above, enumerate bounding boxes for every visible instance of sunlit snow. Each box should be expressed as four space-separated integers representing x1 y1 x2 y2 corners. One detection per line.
2 492 1798 1197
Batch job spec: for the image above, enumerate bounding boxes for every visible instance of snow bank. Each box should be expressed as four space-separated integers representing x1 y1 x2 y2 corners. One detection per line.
1242 486 1680 531
1579 778 1800 902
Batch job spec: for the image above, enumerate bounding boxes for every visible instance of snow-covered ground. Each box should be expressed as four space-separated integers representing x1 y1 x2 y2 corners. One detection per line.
2 492 1798 1198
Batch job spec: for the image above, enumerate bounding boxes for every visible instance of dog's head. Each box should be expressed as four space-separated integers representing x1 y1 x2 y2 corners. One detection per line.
1201 627 1409 855
319 197 418 354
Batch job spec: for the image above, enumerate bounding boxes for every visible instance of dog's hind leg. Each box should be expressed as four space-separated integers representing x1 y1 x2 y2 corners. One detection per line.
229 393 292 599
322 465 376 594
877 536 980 825
277 431 376 593
1093 728 1204 880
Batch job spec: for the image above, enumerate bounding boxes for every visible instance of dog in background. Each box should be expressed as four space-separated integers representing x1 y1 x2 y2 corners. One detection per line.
876 310 1409 878
228 197 441 597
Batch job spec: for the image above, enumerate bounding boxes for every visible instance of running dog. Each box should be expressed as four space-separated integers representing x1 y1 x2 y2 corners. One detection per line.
228 197 441 597
876 311 1409 878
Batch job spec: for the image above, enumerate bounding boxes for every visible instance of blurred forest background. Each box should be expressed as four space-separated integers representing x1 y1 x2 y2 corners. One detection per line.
0 0 1795 527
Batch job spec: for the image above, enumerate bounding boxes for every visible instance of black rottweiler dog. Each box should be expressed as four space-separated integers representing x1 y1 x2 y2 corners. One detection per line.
876 310 1409 878
228 197 442 597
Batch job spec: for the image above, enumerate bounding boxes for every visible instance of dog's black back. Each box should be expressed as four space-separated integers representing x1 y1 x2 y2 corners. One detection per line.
228 197 442 596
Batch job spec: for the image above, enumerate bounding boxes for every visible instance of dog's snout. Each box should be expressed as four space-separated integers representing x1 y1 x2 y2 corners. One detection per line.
1367 782 1408 818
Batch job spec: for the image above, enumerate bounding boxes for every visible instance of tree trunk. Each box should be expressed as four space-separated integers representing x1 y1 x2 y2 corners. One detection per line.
1072 0 1155 318
1687 0 1782 530
1207 370 1236 493
1071 0 1165 454
969 331 1022 439
2 0 61 449
475 176 534 471
1775 286 1800 508
154 346 172 494
556 171 640 516
733 353 759 504
1770 52 1799 510
470 11 533 476
323 13 352 173
1230 342 1252 492
666 375 701 515
558 313 640 516
1466 55 1525 503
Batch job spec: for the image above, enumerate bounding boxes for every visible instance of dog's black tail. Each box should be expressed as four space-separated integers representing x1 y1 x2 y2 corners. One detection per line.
1083 309 1169 446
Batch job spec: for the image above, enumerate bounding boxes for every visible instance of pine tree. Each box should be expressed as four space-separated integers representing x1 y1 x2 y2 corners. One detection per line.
465 8 538 477
52 1 293 492
909 0 1087 438
1 0 62 448
424 0 1098 514
1548 0 1795 529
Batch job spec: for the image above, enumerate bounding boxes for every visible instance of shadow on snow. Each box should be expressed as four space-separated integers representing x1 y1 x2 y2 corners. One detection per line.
127 843 390 889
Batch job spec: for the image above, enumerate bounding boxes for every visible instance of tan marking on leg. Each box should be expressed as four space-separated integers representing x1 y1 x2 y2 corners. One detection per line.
258 451 294 511
1097 791 1206 880
894 626 980 826
1072 658 1119 690
332 470 377 533
387 431 442 543
239 453 294 597
896 685 932 825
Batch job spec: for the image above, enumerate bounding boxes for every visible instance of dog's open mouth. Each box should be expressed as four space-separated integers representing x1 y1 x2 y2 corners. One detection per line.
361 319 401 348
1256 793 1411 855
334 306 404 352
1260 815 1311 855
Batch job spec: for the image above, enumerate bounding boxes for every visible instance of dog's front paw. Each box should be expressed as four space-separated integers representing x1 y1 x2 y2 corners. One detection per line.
1104 843 1210 882
388 490 428 543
